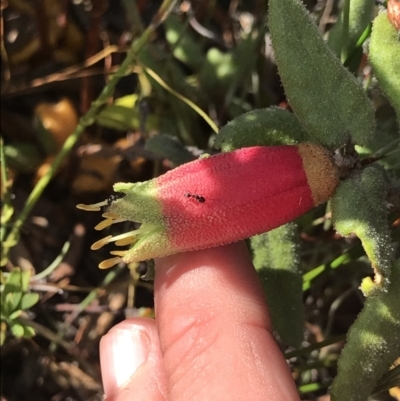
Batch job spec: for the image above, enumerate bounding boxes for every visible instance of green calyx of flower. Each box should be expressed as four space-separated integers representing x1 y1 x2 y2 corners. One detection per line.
110 181 165 226
93 222 163 269
76 179 169 268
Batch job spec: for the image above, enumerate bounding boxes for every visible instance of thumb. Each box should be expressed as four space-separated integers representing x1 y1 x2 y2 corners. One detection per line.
100 318 168 401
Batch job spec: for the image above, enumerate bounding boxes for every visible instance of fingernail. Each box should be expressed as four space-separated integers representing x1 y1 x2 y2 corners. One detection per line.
100 326 150 397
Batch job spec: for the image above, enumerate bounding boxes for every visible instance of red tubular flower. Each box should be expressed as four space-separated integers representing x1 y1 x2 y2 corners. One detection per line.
77 143 339 268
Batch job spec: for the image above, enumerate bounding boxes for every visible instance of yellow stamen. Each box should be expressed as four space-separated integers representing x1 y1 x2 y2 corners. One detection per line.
95 219 114 231
108 231 137 243
77 204 101 212
76 200 108 211
115 236 136 246
99 257 123 269
91 235 113 250
102 212 120 219
110 251 127 257
91 230 138 250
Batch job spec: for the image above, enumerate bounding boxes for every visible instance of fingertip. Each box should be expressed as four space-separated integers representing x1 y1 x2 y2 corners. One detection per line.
153 243 302 400
100 318 167 401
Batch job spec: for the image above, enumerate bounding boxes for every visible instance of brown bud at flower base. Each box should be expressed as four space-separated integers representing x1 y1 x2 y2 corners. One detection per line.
388 0 400 31
297 143 339 206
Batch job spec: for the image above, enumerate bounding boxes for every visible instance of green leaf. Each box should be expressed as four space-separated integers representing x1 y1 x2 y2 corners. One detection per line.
1 203 14 224
96 105 141 131
4 143 43 174
0 322 7 346
96 103 160 133
137 45 207 144
114 94 138 108
10 322 25 338
165 15 204 70
229 31 263 90
20 293 39 310
8 310 22 320
331 166 392 294
145 134 195 167
251 223 304 347
199 48 235 93
199 30 261 100
22 325 36 338
330 261 400 401
0 329 6 345
5 292 23 314
4 269 22 292
369 11 400 124
138 44 205 107
34 115 58 155
214 107 310 152
20 270 31 292
268 0 375 147
1 296 11 317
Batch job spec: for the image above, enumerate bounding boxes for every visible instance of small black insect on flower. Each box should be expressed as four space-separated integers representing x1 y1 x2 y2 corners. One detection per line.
107 193 126 206
184 192 206 203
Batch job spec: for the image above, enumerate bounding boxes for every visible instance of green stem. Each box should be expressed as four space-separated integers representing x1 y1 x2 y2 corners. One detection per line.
32 239 71 281
341 0 351 62
343 23 372 68
0 137 12 243
302 245 364 291
3 0 177 261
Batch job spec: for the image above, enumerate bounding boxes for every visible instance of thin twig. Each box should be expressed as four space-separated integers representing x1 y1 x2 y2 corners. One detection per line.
32 239 71 281
1 45 126 97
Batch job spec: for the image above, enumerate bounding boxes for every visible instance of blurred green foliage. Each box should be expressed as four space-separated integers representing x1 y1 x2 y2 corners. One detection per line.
0 269 39 345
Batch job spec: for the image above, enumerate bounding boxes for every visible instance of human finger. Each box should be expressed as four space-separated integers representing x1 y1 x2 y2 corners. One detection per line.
154 242 300 401
100 318 168 401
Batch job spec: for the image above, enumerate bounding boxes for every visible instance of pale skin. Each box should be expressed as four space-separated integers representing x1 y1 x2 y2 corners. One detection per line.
99 241 301 401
